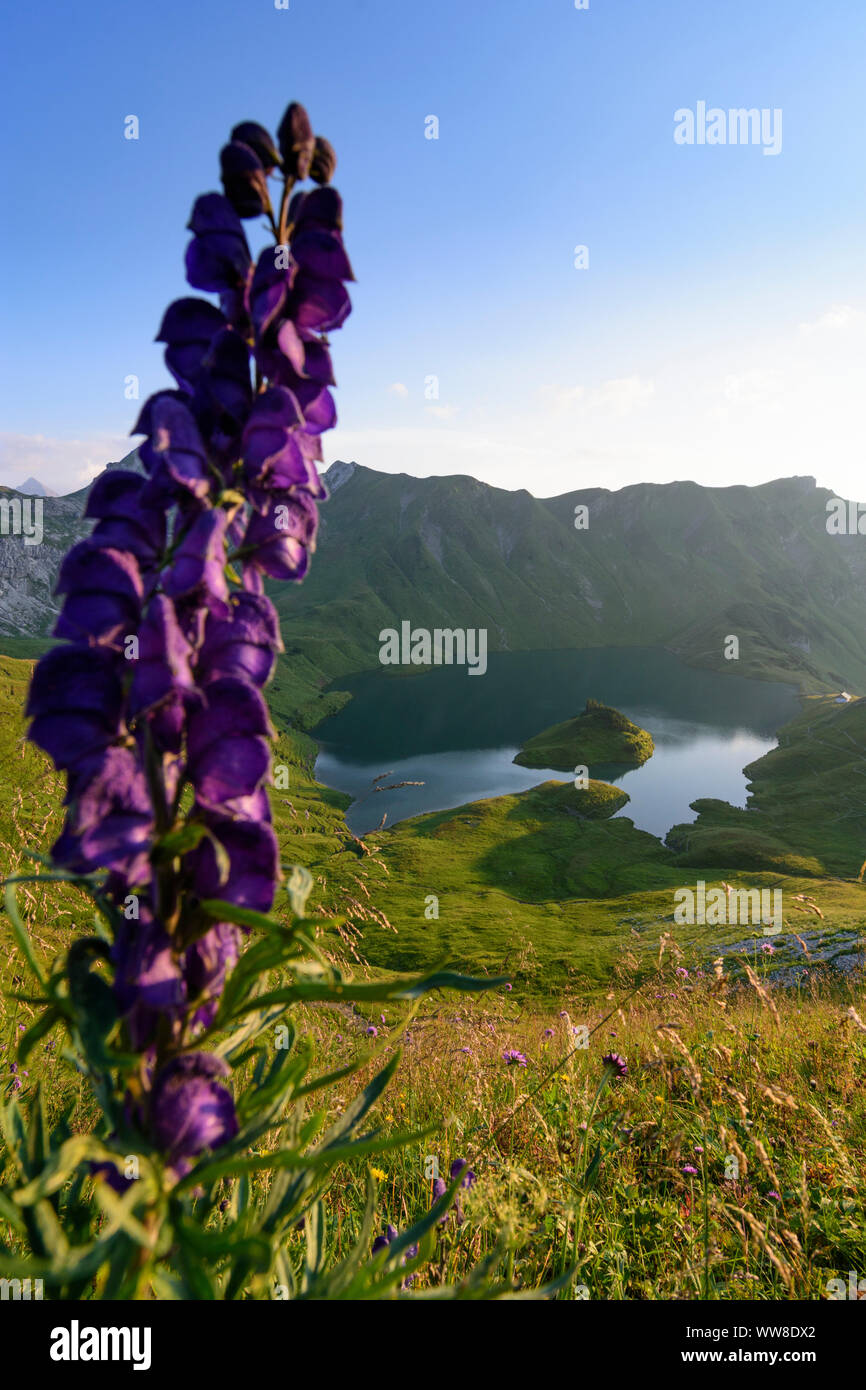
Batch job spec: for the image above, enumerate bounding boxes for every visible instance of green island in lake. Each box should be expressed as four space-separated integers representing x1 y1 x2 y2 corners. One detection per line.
513 698 654 771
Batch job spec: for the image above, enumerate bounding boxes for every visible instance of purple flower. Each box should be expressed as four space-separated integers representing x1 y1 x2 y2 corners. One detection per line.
187 677 273 806
113 909 186 1046
188 814 279 913
157 298 228 394
198 590 283 688
136 393 213 501
230 121 281 172
184 193 252 295
449 1158 475 1189
163 509 231 614
310 136 337 186
85 470 166 567
602 1052 627 1079
53 542 144 646
503 1049 527 1067
185 922 242 1029
151 1053 238 1171
128 595 195 749
27 645 123 773
365 1025 378 1037
682 1165 699 1176
243 491 319 581
241 386 325 504
53 747 154 882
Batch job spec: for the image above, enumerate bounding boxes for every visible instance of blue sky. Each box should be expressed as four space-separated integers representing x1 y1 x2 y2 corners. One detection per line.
2 0 865 498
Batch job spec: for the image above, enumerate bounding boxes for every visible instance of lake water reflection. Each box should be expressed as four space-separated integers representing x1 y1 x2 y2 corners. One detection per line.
313 648 801 839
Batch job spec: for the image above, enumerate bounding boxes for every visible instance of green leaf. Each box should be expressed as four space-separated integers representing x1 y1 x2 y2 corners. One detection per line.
93 1181 152 1246
4 881 47 987
13 1134 118 1206
199 898 286 933
229 968 508 1017
303 1200 326 1290
154 822 212 857
286 864 313 917
18 1008 62 1065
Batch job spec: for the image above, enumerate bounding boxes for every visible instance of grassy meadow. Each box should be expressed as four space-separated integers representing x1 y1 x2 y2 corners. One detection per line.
1 651 864 1298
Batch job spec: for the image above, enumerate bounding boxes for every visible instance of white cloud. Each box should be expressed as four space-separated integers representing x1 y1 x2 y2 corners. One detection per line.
594 375 656 416
796 303 858 337
0 432 134 496
721 368 784 405
332 300 866 501
387 382 409 397
424 404 459 421
539 376 654 417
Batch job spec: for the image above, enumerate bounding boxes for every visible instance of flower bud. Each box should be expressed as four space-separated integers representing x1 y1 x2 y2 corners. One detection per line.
230 120 281 171
310 136 337 185
220 141 269 218
277 101 315 180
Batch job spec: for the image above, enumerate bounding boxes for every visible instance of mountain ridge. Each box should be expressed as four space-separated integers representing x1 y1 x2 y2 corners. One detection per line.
1 453 862 720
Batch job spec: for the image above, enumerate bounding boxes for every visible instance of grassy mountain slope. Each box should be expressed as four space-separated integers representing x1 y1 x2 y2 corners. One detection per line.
266 467 866 714
3 459 866 718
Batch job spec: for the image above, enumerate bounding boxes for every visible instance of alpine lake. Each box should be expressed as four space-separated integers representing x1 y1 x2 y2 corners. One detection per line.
313 647 801 841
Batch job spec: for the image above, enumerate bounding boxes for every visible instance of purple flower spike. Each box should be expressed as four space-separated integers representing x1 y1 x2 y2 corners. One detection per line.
25 98 351 1179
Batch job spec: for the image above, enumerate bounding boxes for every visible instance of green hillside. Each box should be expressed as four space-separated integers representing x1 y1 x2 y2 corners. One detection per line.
262 467 866 719
4 461 866 725
667 694 866 877
2 668 865 999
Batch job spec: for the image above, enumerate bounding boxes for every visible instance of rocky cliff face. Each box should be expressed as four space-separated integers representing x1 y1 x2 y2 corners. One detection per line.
0 451 345 637
0 450 143 636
